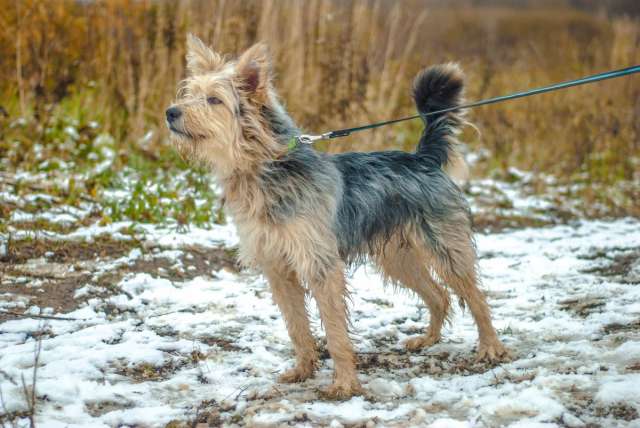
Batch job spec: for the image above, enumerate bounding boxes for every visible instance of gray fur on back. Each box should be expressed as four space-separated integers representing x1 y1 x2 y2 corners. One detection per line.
259 65 471 266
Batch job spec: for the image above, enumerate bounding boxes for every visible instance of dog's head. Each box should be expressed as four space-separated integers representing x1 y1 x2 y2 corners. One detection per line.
166 35 285 177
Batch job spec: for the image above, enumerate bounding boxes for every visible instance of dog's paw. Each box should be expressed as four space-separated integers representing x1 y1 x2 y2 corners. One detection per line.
319 378 364 400
404 333 441 352
475 341 511 363
278 365 315 383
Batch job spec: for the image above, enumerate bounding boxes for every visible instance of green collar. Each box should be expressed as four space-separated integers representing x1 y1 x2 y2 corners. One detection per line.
287 137 298 151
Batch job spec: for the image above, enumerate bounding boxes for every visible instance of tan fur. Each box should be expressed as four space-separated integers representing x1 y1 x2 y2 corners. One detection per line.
424 222 507 360
167 36 508 399
376 227 508 359
310 262 363 398
262 263 318 382
186 34 225 75
445 150 470 185
171 41 286 179
374 233 451 350
223 173 341 284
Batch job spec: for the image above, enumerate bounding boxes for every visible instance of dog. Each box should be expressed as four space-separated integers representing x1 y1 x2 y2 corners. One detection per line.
166 35 509 399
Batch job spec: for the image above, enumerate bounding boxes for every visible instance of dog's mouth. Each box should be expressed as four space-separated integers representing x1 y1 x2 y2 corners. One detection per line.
167 122 208 141
168 123 191 138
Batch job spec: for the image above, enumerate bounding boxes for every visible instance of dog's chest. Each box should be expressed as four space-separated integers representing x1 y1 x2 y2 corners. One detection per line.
232 213 338 279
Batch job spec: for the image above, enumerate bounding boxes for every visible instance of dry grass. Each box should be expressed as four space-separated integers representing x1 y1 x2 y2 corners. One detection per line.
0 0 638 203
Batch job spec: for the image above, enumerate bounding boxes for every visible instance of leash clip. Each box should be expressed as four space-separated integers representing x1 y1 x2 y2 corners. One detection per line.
297 132 332 144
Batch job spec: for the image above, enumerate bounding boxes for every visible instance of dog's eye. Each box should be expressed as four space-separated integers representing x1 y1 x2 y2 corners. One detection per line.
207 96 222 105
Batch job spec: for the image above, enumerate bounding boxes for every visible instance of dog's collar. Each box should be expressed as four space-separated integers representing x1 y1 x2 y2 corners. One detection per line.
286 134 328 151
274 137 298 160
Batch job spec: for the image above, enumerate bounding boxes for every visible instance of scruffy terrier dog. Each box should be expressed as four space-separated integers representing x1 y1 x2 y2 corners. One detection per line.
166 35 509 398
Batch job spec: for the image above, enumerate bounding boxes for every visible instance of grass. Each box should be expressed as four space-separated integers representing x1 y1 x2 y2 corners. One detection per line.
0 103 221 228
0 0 639 226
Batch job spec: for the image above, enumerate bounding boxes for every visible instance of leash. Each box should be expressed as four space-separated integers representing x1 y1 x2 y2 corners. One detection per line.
293 64 640 146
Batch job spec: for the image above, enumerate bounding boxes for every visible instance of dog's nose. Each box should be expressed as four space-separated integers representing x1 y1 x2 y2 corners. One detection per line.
166 106 182 122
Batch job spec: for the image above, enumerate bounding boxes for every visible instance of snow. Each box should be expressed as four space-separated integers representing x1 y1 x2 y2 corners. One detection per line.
8 220 239 250
595 375 640 408
1 218 639 426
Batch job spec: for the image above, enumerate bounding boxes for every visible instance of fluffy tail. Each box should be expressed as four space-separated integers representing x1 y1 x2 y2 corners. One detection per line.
412 63 468 181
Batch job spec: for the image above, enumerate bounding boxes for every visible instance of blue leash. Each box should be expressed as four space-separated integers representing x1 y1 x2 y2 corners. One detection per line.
296 64 640 145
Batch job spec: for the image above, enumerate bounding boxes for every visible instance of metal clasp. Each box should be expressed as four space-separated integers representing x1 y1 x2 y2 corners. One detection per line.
296 132 332 144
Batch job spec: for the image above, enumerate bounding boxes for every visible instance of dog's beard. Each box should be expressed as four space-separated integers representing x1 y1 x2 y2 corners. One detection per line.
171 135 197 163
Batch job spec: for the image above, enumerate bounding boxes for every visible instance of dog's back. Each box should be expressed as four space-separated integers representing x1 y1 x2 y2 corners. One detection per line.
331 64 471 264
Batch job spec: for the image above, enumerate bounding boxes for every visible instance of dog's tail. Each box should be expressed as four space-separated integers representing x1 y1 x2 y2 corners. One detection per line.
412 63 468 182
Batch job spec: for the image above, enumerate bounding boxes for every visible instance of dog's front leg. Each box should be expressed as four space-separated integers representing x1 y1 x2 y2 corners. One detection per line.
264 263 318 383
311 263 363 399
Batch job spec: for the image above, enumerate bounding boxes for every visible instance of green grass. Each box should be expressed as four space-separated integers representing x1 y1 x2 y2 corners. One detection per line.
0 98 222 229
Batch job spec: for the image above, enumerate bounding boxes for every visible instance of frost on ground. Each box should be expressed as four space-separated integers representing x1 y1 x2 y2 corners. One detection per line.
1 176 640 427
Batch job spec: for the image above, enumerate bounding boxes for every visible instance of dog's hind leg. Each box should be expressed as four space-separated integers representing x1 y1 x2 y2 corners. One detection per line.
375 239 451 351
429 226 510 362
310 262 363 399
263 262 318 383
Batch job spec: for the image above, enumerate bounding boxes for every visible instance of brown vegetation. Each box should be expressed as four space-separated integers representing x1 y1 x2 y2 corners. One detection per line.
1 0 638 189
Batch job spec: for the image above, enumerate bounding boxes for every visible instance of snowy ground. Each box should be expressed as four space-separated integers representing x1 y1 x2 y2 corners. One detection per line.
1 179 640 427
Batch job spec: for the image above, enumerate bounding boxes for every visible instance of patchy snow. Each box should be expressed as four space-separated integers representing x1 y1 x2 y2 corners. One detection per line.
1 218 639 427
7 220 239 250
10 207 85 225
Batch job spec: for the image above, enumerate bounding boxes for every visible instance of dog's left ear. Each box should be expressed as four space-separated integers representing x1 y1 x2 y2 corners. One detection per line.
236 43 272 104
186 34 224 75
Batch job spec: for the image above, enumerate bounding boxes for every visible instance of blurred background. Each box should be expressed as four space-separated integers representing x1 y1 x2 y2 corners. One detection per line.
1 0 639 230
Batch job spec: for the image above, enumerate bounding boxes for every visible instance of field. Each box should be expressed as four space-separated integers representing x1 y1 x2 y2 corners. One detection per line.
1 178 640 427
1 0 639 427
1 0 639 221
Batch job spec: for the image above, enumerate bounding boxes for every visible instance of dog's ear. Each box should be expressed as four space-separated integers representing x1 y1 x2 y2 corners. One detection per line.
186 34 224 75
236 43 272 104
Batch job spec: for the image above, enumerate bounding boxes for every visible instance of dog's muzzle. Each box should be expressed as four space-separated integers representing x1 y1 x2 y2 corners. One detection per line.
166 106 182 123
165 106 190 137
